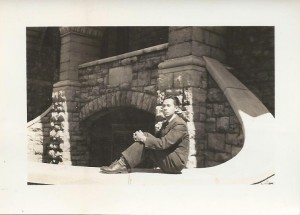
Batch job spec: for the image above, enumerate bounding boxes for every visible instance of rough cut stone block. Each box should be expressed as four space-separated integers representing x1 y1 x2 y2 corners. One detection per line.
131 92 139 106
59 71 69 80
169 27 192 45
205 118 216 132
208 133 225 151
232 146 242 156
186 87 207 104
214 152 231 162
106 93 112 107
216 117 229 132
92 99 98 112
230 134 244 146
194 122 206 133
192 27 204 42
157 73 173 90
67 101 78 112
115 91 121 106
97 98 103 110
120 91 127 105
111 92 116 107
207 88 226 102
132 62 145 72
68 122 79 131
138 71 151 86
213 104 225 116
88 78 97 86
144 85 156 95
126 91 133 105
167 42 192 59
120 82 130 90
142 94 151 111
192 41 211 57
226 133 239 144
225 144 232 153
136 93 144 109
101 95 107 108
174 70 201 88
90 87 99 96
205 160 220 167
108 65 133 87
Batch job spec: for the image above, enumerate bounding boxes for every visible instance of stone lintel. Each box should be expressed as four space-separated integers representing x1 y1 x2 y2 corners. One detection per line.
53 80 81 88
158 55 206 70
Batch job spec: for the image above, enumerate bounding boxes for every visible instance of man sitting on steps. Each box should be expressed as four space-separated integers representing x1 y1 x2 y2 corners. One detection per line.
100 96 189 174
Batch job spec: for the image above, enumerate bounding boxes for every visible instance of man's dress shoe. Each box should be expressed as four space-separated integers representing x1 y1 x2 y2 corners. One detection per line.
100 160 130 174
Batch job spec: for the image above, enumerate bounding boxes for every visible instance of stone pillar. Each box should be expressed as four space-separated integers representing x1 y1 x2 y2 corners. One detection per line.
59 27 104 81
49 27 104 165
157 27 212 168
158 27 228 168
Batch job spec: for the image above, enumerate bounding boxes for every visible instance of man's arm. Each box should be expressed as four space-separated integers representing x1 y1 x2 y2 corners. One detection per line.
143 123 187 150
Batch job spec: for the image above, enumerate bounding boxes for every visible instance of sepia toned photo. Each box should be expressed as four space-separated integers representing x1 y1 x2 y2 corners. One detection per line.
1 1 300 214
27 26 275 185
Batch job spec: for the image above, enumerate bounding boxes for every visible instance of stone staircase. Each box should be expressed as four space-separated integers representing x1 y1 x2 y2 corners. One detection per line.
28 57 275 185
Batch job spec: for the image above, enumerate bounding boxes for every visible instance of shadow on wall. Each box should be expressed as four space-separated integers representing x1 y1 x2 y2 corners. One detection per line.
226 26 274 116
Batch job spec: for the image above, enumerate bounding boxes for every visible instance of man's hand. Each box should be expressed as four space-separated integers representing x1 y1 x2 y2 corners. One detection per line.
155 121 163 132
133 130 146 142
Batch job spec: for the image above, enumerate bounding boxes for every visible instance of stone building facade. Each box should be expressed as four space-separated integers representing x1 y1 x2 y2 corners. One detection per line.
27 26 274 168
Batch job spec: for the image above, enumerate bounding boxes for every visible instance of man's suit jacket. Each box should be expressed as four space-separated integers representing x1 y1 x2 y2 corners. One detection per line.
144 114 189 166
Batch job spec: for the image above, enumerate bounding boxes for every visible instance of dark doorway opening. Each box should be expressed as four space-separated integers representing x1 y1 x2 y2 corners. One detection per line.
88 107 155 167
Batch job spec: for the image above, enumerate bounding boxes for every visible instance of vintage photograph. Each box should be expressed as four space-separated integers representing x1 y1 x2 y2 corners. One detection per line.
27 26 275 185
1 1 300 214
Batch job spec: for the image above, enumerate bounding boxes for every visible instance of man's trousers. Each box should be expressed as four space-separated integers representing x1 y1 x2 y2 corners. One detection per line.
122 133 185 174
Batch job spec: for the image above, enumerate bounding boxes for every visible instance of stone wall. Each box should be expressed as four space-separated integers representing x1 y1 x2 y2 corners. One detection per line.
57 46 168 165
27 109 51 162
226 27 275 115
28 27 254 169
160 26 241 168
167 27 226 62
51 84 85 166
79 49 167 110
204 75 244 167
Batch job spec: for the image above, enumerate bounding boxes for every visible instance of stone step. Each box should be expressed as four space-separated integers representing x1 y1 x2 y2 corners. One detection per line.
28 162 273 185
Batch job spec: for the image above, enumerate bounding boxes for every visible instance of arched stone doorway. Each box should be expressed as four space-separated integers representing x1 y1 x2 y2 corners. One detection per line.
87 107 155 167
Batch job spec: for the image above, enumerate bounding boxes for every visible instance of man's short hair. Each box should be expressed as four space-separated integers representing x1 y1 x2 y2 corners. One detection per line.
164 95 180 106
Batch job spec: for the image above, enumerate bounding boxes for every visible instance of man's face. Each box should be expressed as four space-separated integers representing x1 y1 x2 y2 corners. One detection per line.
162 98 177 117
